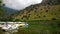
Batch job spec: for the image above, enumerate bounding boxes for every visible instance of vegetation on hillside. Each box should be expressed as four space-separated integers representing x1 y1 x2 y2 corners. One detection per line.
10 5 60 21
0 0 60 22
0 0 5 19
7 0 60 22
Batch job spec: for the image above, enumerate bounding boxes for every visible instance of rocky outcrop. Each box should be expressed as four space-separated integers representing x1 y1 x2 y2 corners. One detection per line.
41 0 60 5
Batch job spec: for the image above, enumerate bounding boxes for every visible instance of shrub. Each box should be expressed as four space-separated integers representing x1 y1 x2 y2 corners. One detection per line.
43 15 46 17
46 10 48 12
52 18 57 20
0 1 2 3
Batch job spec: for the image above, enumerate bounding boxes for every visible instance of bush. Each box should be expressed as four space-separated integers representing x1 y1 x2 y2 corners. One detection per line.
15 19 20 21
52 18 57 20
46 10 48 12
43 15 46 17
0 1 2 3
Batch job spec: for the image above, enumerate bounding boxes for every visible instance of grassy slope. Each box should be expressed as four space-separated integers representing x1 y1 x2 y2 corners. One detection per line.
0 21 60 34
12 5 60 21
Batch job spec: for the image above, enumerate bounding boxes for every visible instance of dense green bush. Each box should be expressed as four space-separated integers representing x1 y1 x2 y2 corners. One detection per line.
52 18 57 20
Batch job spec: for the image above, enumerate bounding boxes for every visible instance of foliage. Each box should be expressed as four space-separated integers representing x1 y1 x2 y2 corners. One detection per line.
0 0 4 16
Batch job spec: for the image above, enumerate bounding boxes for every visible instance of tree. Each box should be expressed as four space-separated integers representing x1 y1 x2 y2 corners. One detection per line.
0 0 5 16
0 0 5 21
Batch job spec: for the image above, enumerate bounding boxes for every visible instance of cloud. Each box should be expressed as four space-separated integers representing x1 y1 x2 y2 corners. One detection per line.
3 0 42 10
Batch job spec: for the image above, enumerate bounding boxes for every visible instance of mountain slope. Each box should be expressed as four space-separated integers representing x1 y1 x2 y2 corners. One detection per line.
8 0 60 21
11 5 60 21
2 0 60 21
41 0 60 5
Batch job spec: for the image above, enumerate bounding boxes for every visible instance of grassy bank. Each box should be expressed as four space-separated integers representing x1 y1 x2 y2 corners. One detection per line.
14 20 60 34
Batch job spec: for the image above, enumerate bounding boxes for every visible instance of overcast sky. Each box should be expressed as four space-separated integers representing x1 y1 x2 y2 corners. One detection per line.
3 0 43 10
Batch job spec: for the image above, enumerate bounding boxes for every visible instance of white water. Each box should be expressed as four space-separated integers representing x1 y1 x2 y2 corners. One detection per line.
3 0 42 10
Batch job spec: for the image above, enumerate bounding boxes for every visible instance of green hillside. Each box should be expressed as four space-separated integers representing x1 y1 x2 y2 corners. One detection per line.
11 5 60 21
0 0 60 21
7 0 60 22
0 0 4 17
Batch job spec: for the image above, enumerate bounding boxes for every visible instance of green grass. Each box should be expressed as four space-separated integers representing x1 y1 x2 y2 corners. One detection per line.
15 21 60 34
